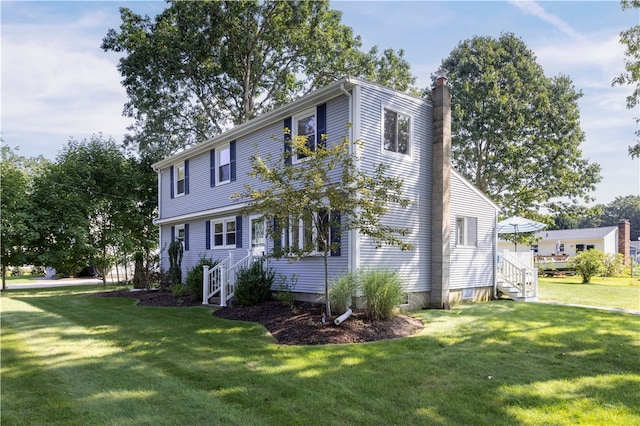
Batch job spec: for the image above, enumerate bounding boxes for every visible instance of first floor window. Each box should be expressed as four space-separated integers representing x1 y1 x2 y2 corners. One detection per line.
383 108 410 155
276 210 339 256
456 216 477 247
284 211 318 252
212 218 236 248
175 224 185 244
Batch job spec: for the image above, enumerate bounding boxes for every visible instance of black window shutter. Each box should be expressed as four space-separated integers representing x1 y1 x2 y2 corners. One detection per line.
317 103 327 149
184 224 190 251
170 167 175 199
230 140 237 182
205 221 211 250
235 215 243 248
284 117 292 165
171 226 175 242
184 160 190 195
210 149 216 187
330 211 341 257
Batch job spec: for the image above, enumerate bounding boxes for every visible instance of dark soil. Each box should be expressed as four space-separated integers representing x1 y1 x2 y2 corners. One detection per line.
94 289 424 345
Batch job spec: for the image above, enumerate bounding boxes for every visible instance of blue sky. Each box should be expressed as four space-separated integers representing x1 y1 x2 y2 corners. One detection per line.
2 0 638 205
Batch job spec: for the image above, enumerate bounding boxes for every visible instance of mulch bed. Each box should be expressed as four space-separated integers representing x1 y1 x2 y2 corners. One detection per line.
94 289 424 345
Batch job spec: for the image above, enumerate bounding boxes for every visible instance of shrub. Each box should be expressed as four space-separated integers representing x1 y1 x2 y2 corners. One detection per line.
185 256 218 301
572 249 606 283
276 273 298 312
167 240 183 288
234 260 274 306
360 269 403 320
603 253 625 277
329 271 358 314
171 283 189 297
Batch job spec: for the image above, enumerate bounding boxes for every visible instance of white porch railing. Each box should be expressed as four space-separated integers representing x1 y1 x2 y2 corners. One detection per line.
202 249 258 306
497 251 538 301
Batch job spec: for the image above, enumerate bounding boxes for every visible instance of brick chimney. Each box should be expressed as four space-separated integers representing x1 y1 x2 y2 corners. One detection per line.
618 219 630 265
430 69 451 309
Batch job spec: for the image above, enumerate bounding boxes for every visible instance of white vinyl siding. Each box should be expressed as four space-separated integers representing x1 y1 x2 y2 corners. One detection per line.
450 171 498 290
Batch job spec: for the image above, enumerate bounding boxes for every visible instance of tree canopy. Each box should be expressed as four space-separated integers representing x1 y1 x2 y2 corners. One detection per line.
614 0 640 157
0 145 48 289
102 0 415 160
440 33 601 214
30 134 157 283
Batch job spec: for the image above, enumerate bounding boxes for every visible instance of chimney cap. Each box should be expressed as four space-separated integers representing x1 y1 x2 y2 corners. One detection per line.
435 68 449 83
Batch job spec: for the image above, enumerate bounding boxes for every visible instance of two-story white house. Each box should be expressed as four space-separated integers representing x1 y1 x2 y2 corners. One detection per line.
152 75 500 309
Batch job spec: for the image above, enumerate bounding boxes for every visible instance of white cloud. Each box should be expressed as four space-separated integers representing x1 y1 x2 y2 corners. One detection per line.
1 10 131 158
509 0 587 42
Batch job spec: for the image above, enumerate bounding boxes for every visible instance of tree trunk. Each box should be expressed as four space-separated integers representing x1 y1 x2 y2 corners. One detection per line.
1 266 6 291
324 250 331 317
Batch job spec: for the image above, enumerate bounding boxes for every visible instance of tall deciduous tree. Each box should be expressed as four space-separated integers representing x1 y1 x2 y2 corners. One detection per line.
102 0 415 160
440 33 601 214
30 135 140 286
233 132 412 316
0 145 48 289
614 0 640 157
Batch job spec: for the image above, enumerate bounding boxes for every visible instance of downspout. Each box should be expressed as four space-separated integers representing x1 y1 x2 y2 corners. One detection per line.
339 83 358 274
156 167 163 270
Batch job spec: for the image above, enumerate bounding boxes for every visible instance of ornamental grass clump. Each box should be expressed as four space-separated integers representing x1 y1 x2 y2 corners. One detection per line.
360 269 403 320
329 271 358 314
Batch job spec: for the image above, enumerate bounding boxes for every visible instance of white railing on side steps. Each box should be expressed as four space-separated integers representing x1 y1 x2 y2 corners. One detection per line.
497 253 538 300
202 249 259 306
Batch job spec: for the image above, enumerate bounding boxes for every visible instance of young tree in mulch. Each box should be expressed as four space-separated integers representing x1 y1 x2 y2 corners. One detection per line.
233 132 412 316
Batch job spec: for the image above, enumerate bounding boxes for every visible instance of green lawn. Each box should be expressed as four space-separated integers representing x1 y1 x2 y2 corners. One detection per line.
2 285 639 425
538 276 640 312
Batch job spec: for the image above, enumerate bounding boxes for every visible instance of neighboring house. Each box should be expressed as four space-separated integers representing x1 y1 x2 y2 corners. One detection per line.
152 75 499 309
498 219 631 262
631 241 640 262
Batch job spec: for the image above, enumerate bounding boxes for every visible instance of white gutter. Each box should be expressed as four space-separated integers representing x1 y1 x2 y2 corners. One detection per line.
153 202 249 226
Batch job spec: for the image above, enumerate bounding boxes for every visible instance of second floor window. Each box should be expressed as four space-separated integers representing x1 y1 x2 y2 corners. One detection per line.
383 108 410 155
293 108 316 162
218 145 230 184
175 163 186 196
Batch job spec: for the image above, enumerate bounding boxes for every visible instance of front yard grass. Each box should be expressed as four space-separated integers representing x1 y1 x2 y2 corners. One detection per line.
2 285 639 425
538 276 640 311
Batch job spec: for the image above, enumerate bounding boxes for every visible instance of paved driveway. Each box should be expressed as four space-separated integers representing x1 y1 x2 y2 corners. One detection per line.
5 278 108 290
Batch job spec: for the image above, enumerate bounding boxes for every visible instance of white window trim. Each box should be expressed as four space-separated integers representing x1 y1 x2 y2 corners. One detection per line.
456 216 477 247
211 216 237 249
381 105 413 158
292 107 317 164
174 162 186 197
217 144 231 186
